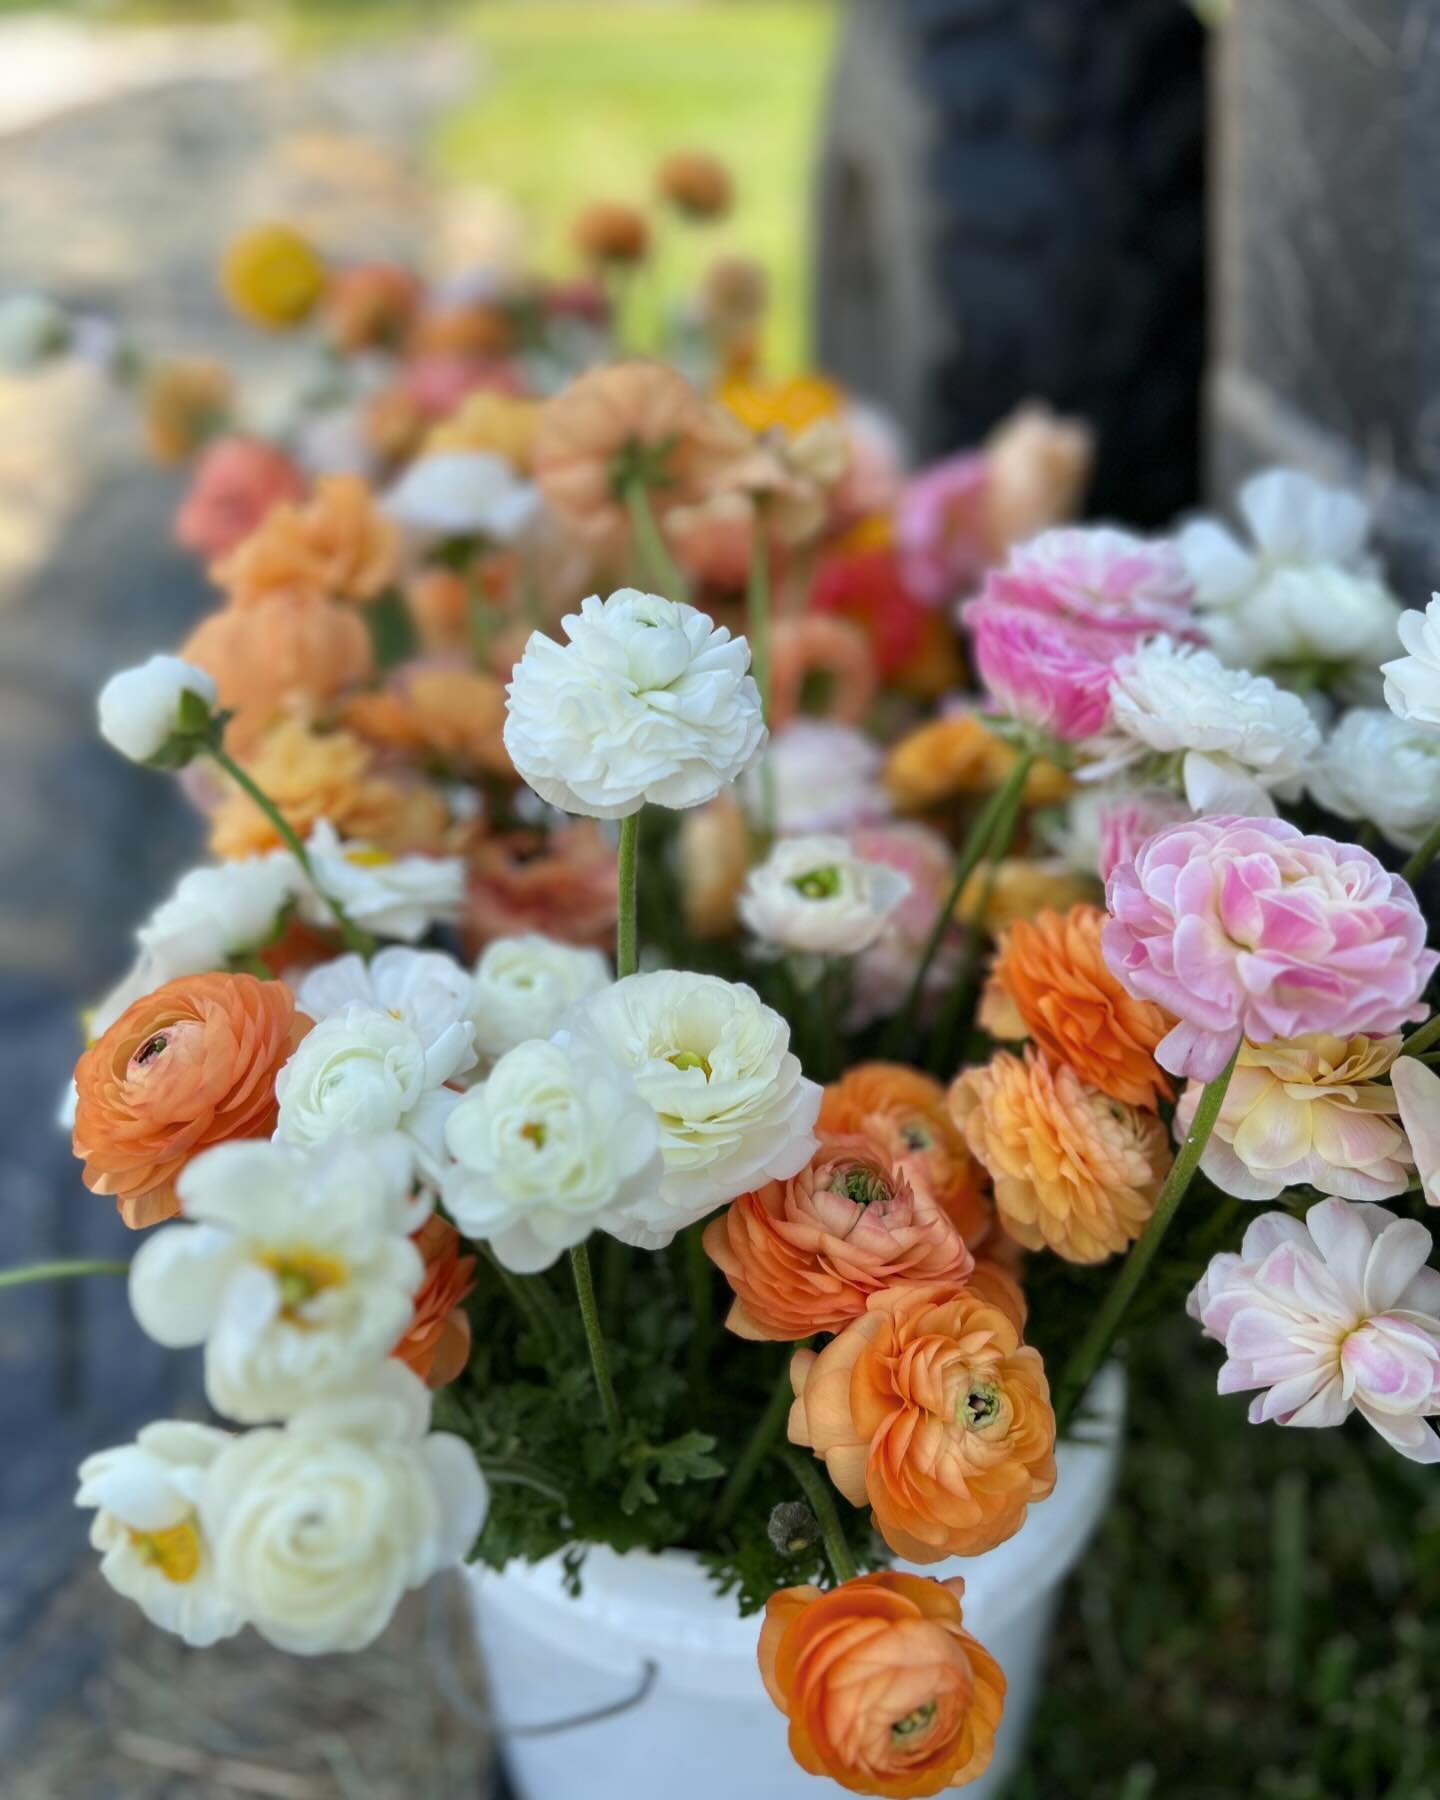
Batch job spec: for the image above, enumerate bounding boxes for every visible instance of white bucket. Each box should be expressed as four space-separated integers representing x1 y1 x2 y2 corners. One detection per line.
467 1365 1124 1800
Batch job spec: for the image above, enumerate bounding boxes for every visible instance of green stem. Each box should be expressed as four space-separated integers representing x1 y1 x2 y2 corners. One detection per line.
1053 1039 1241 1433
0 1259 128 1290
714 1353 797 1530
1401 817 1440 886
746 508 777 837
208 745 374 957
624 479 691 604
478 1245 562 1354
779 1448 858 1585
570 1243 622 1437
616 812 641 979
1400 1010 1440 1060
686 1225 715 1396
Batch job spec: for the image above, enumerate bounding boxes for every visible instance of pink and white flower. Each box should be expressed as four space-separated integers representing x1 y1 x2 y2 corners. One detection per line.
1188 1197 1440 1463
1103 815 1437 1081
982 525 1198 645
964 599 1115 743
895 453 991 606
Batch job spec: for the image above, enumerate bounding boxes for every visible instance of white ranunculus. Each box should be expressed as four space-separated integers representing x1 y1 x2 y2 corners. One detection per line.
0 292 70 369
129 1135 424 1423
1382 594 1440 729
738 834 910 956
469 934 611 1060
744 720 891 835
138 854 301 969
295 946 478 1060
443 1037 662 1270
560 971 821 1247
201 1363 486 1655
300 820 465 942
1309 708 1440 851
97 655 218 765
76 1421 244 1646
503 589 767 819
1082 635 1322 815
275 1004 473 1178
385 450 540 542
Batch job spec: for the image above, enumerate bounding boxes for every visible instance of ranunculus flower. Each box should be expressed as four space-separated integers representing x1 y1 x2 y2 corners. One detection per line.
301 820 465 944
321 260 422 351
1188 1197 1440 1463
560 971 821 1247
1391 1054 1440 1209
129 1134 424 1422
884 709 1069 816
738 834 910 957
951 1048 1169 1263
73 971 309 1228
758 1572 1005 1798
462 823 617 954
981 401 1093 557
964 599 1115 742
394 1214 476 1388
214 474 398 610
181 596 373 751
704 1132 974 1341
1310 709 1440 852
141 358 232 465
767 614 876 729
98 655 218 766
896 451 992 607
205 721 382 859
467 933 610 1060
343 665 510 778
789 1280 1055 1559
220 222 326 331
173 436 305 561
1382 593 1440 727
983 525 1198 644
1174 1033 1412 1203
426 389 541 471
1102 815 1437 1082
77 1422 244 1647
294 946 476 1052
811 545 929 678
748 720 891 836
442 1036 662 1271
504 589 766 819
846 822 962 1030
981 903 1172 1109
954 856 1095 941
384 451 539 543
1092 786 1193 882
201 1362 487 1654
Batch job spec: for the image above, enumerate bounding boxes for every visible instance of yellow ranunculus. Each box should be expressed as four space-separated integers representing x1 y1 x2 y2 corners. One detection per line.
716 371 844 439
221 223 327 331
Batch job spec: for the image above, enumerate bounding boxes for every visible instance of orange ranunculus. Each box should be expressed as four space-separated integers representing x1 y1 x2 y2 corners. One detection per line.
769 614 876 729
344 666 511 777
534 361 749 545
570 199 650 266
759 1572 1005 1798
394 1216 476 1388
462 824 618 955
321 261 422 353
181 595 372 750
985 904 1173 1110
363 386 428 466
699 254 768 348
425 389 541 472
214 474 399 609
141 359 232 465
676 791 750 938
72 973 310 1228
981 401 1093 560
656 150 733 221
789 1281 1053 1563
955 858 1096 939
884 712 1071 815
950 1048 1170 1263
704 1133 974 1342
717 371 844 439
819 1064 993 1250
173 436 305 561
411 302 515 361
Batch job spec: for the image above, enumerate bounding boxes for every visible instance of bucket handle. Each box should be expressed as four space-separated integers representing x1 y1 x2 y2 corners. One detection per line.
427 1577 658 1738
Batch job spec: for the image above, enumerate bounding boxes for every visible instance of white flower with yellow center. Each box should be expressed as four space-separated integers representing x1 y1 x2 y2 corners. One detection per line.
76 1421 244 1647
560 970 821 1247
738 834 910 956
201 1363 487 1655
129 1135 424 1422
300 819 465 943
443 1036 661 1271
468 934 611 1060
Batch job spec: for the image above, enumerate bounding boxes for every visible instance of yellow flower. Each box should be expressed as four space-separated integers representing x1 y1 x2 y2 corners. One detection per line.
956 859 1096 938
886 715 1070 814
425 391 541 473
221 224 327 331
716 371 844 438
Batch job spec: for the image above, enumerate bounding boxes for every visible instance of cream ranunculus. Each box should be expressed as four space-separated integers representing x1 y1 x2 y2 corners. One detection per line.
468 933 611 1060
98 655 218 766
201 1362 487 1654
300 820 465 943
295 946 477 1054
1382 594 1440 729
129 1134 425 1421
76 1421 245 1646
503 588 766 819
737 834 910 956
744 720 890 834
560 971 821 1247
1174 1034 1413 1204
442 1037 662 1270
385 450 540 542
1309 709 1440 851
275 1002 474 1176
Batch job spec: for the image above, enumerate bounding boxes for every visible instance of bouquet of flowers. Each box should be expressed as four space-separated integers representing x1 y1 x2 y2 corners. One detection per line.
12 153 1440 1798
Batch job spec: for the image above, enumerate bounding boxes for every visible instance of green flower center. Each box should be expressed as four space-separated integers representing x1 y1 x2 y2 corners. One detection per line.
669 1050 712 1078
837 1165 890 1209
789 865 842 900
891 1700 937 1742
960 1381 1002 1429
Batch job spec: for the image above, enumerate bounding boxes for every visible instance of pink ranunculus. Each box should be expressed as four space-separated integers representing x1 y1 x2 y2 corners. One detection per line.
402 354 524 422
1188 1197 1440 1463
173 436 305 560
847 821 960 1028
1096 789 1193 883
1103 816 1438 1081
895 452 991 607
964 598 1115 742
983 525 1199 645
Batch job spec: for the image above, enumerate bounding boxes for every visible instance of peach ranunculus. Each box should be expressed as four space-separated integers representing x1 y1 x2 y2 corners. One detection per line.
789 1281 1056 1561
703 1132 975 1342
663 492 757 592
173 436 305 561
140 358 232 466
343 665 511 779
700 254 769 359
758 1572 1005 1798
884 711 1070 815
214 474 399 609
656 150 733 221
462 823 618 955
819 1063 993 1250
321 261 423 354
981 904 1172 1110
769 614 876 730
950 1048 1170 1263
676 791 751 939
980 401 1094 560
393 1215 477 1388
72 973 310 1228
955 857 1096 940
181 595 372 751
425 390 541 472
534 361 749 544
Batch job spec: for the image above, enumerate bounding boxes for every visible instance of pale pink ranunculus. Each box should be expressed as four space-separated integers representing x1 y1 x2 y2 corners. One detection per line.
1391 1053 1440 1208
847 821 959 1028
173 436 305 560
1104 816 1437 1081
895 452 991 607
983 525 1199 646
965 598 1115 742
1188 1197 1440 1463
1096 789 1193 883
